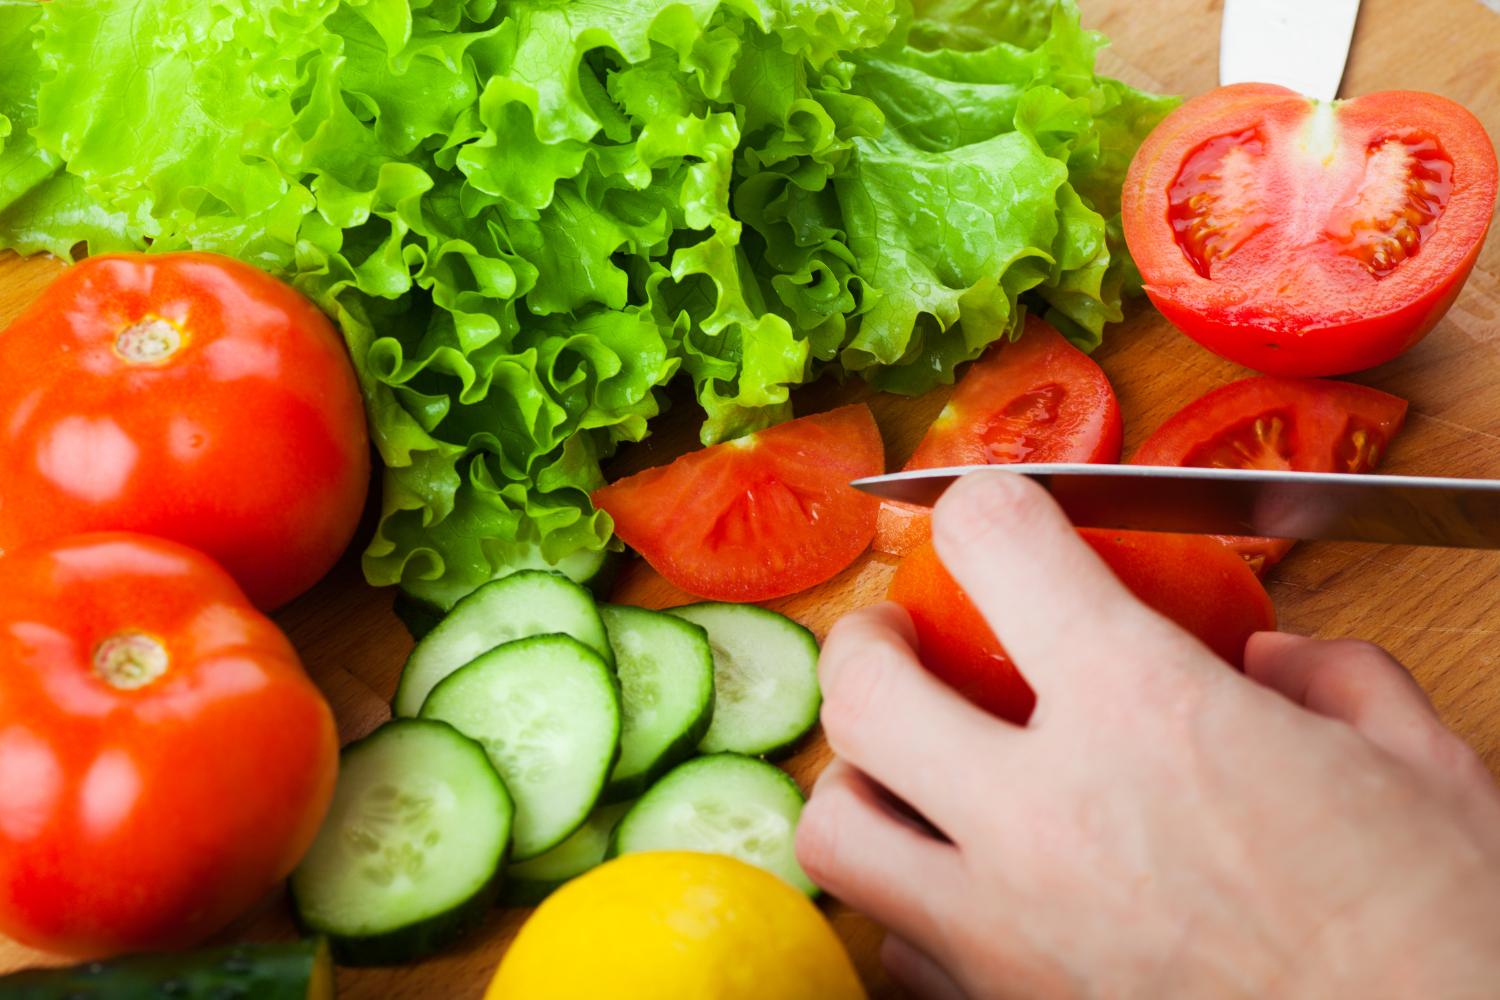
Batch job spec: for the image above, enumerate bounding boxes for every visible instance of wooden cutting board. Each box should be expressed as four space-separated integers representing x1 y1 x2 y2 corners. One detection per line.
3 0 1500 994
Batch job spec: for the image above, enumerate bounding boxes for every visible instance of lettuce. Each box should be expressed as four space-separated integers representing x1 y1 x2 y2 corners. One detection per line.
0 0 1174 601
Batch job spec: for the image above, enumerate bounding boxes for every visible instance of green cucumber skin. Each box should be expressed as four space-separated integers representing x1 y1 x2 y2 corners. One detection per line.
598 605 716 805
391 592 443 642
290 865 505 967
0 937 334 999
666 603 822 760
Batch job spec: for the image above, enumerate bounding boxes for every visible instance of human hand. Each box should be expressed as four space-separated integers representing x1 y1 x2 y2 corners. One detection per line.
795 470 1500 999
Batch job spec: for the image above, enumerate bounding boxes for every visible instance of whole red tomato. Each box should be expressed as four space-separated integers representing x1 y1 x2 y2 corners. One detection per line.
0 252 369 610
0 533 339 958
1123 85 1497 376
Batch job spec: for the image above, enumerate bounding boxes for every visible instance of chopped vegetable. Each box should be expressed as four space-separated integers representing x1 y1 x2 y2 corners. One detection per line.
874 315 1122 556
888 530 1277 722
592 404 884 602
1129 375 1409 576
1123 84 1497 376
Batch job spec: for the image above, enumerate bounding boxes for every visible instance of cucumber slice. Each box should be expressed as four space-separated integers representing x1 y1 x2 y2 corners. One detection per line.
499 800 633 907
394 569 612 717
666 603 821 758
290 719 512 966
420 634 621 861
610 754 816 895
0 937 334 999
399 545 624 616
599 604 715 803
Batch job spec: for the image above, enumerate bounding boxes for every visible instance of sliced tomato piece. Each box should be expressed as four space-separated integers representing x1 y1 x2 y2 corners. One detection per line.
887 530 1277 723
873 316 1122 556
1131 375 1408 577
593 404 883 602
1123 84 1497 376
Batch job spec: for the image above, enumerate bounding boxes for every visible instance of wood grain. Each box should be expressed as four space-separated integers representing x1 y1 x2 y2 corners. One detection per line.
2 0 1499 995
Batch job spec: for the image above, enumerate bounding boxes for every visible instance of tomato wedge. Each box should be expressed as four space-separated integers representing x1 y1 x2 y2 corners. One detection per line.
873 317 1122 556
1131 375 1408 576
1123 84 1497 376
887 530 1277 723
592 404 883 602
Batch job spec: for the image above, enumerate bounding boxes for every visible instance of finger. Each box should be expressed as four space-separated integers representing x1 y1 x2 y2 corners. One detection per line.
930 470 1201 701
795 758 964 950
881 933 972 1000
1244 632 1493 793
818 601 1018 836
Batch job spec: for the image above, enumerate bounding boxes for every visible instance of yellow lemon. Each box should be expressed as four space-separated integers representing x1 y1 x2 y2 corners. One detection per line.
486 851 867 1000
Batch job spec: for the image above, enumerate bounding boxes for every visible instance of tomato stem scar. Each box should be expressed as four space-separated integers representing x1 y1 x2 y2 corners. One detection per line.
94 632 169 690
113 317 183 364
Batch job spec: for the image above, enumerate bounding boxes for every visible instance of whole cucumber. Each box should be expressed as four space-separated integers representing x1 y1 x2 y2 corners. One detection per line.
0 937 333 1000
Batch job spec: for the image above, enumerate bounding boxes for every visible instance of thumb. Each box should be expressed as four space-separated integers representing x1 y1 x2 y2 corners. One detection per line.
1244 632 1495 800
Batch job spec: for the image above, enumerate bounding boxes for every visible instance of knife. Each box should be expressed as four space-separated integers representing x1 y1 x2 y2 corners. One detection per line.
850 465 1500 549
1219 0 1361 101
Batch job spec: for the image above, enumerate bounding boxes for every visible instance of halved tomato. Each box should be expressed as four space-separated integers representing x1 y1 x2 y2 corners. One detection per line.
1123 84 1497 376
1131 375 1408 576
887 530 1277 724
592 404 883 602
873 316 1122 556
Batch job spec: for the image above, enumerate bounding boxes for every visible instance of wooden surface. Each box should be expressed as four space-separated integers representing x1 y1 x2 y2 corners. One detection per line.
4 0 1500 995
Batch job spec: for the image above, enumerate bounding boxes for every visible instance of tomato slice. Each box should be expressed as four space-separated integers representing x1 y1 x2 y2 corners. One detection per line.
592 404 883 602
873 317 1122 556
887 530 1277 724
1123 84 1497 376
1131 375 1408 577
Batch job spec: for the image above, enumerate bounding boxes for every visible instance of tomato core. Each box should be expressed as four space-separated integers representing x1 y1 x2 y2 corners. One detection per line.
92 632 170 690
113 317 184 364
1168 128 1269 278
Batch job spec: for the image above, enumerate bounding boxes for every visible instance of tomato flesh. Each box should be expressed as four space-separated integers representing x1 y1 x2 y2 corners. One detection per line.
1131 375 1408 577
0 533 338 958
888 531 1277 723
0 252 370 610
1124 84 1497 376
873 317 1122 556
592 404 884 602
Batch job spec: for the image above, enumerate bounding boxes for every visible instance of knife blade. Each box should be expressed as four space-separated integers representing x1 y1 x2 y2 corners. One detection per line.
851 465 1500 549
1219 0 1361 101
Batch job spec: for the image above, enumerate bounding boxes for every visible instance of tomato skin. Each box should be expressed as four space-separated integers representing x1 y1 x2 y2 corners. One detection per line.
887 531 1276 723
0 252 370 610
885 541 1036 724
592 404 884 603
1123 84 1497 376
873 317 1122 557
1131 375 1407 577
0 532 338 959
